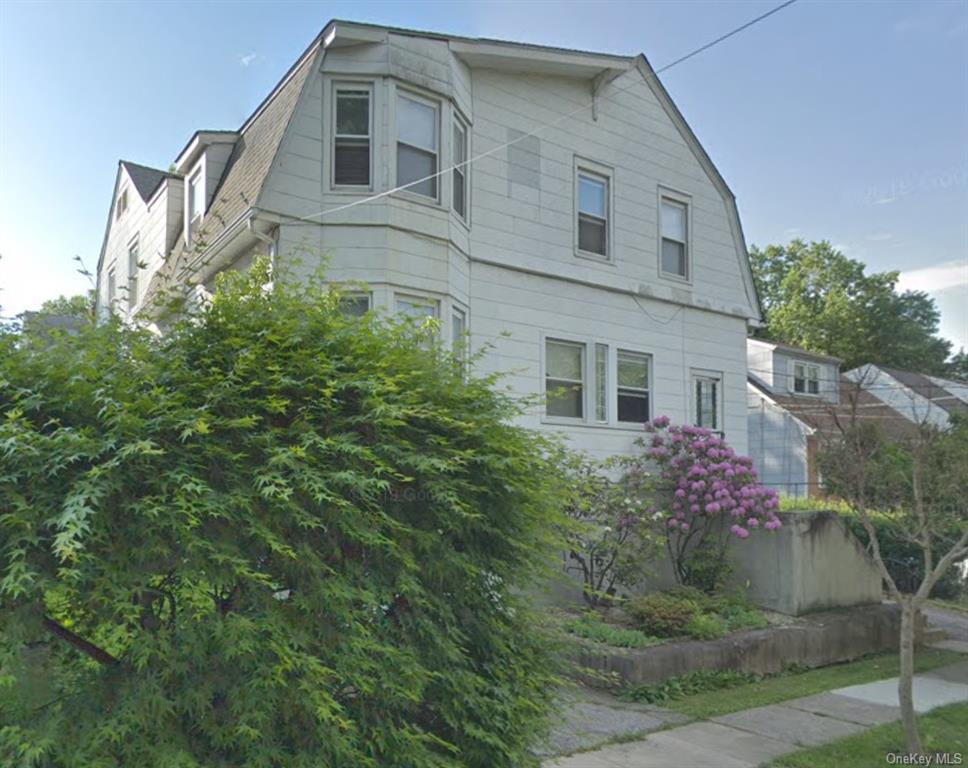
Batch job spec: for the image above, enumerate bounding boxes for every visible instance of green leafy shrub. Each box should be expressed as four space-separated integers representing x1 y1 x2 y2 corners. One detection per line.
620 669 760 704
0 261 566 768
626 593 698 637
684 613 727 640
562 613 660 649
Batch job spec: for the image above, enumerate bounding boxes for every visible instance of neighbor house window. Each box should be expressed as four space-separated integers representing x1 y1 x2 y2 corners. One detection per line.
395 294 438 321
545 339 584 419
107 268 116 310
338 293 370 317
333 87 371 186
617 350 650 423
692 372 721 430
127 236 139 309
116 189 128 220
577 172 608 257
397 93 438 198
451 306 466 349
187 169 203 243
660 197 688 278
793 362 820 395
452 118 468 218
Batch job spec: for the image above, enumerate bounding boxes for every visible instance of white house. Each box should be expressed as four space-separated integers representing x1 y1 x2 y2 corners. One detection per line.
845 365 968 430
747 339 913 497
95 20 762 461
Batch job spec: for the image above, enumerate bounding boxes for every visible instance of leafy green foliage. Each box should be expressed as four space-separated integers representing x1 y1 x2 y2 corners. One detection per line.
561 612 660 649
625 588 767 640
0 261 566 767
683 613 727 640
620 669 761 705
749 239 951 372
625 593 698 637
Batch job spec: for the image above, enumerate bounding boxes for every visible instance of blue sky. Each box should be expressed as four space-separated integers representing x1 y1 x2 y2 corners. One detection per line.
1 0 965 349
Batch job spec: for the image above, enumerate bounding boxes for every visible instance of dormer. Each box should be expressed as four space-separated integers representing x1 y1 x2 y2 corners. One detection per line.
173 130 239 244
747 338 841 404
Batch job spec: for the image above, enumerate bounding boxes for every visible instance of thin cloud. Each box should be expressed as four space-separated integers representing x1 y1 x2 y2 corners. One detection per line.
865 232 894 242
896 260 968 294
239 52 259 68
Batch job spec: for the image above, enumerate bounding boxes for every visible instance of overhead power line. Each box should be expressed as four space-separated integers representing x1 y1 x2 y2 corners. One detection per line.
290 0 802 226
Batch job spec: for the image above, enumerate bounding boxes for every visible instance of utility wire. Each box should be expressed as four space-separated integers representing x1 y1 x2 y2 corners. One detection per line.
290 0 802 225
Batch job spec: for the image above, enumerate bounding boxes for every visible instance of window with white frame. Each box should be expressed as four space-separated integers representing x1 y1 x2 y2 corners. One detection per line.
545 339 584 419
116 188 128 220
594 343 608 422
333 86 371 186
337 293 370 317
692 371 722 430
617 350 650 423
107 267 116 310
395 294 438 321
396 93 438 199
660 197 688 278
451 306 466 350
793 361 820 395
188 169 203 242
127 236 140 309
577 171 608 257
452 118 468 219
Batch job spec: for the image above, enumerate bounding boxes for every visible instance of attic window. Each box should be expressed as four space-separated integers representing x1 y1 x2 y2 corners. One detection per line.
660 197 689 279
188 170 204 222
116 189 128 220
333 87 371 186
793 362 820 395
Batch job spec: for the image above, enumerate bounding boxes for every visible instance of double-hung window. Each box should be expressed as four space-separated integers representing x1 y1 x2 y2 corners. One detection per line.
617 350 650 423
545 339 584 419
397 93 438 199
692 372 721 430
451 306 466 350
395 294 438 321
793 362 820 395
333 87 371 186
188 169 203 242
452 118 468 218
107 268 116 310
577 172 608 257
116 189 128 220
660 197 688 278
127 236 139 310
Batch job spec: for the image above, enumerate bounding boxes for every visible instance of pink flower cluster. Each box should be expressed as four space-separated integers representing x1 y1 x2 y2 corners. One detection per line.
643 417 781 538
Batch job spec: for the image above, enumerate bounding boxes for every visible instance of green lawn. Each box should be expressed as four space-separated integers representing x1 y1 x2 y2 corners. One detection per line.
769 701 968 767
665 649 964 719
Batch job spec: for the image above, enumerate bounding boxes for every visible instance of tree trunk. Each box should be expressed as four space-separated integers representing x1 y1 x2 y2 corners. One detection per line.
898 597 923 754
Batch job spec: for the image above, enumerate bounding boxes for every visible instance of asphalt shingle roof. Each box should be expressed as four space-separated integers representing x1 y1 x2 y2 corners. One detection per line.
120 160 175 202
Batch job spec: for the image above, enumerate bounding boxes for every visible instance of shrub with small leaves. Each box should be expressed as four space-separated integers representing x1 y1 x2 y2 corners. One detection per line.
625 592 698 637
0 260 566 768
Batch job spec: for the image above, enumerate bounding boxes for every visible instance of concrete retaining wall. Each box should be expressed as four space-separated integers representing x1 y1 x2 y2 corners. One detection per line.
578 603 920 686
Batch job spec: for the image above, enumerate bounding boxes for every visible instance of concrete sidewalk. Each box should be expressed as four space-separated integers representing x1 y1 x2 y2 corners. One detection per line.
544 660 968 768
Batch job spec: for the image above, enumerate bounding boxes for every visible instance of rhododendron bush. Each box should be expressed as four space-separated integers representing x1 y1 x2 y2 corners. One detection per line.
641 416 781 591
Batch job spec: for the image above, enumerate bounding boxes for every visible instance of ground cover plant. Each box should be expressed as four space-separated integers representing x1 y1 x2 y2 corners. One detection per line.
0 261 567 768
625 587 767 641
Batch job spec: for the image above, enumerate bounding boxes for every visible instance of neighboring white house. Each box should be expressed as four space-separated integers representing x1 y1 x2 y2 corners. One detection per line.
95 20 762 461
747 339 911 497
845 365 968 430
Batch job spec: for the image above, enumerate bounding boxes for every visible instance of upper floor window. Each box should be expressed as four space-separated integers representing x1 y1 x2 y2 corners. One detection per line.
545 339 584 419
338 293 370 317
660 197 688 279
107 267 116 310
793 362 820 395
452 118 468 219
692 371 721 430
188 170 204 223
395 294 438 321
116 189 128 220
577 172 608 257
334 87 371 186
451 306 466 350
127 236 140 310
617 350 650 423
397 93 438 199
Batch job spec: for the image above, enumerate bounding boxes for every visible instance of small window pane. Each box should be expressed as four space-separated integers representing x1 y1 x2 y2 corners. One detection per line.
397 144 437 198
617 352 649 389
661 239 686 277
547 383 584 419
695 377 719 429
127 240 139 309
595 343 608 422
546 340 583 381
334 139 370 185
617 392 649 423
661 200 686 241
578 175 606 217
189 172 203 220
397 95 436 152
453 122 467 218
336 91 369 136
452 307 466 347
579 215 606 255
338 295 370 317
396 296 437 319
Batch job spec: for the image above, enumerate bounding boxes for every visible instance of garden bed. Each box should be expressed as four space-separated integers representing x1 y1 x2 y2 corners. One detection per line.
575 603 924 687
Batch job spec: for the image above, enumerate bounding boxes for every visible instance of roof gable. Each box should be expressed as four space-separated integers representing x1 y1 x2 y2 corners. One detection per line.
121 160 174 202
